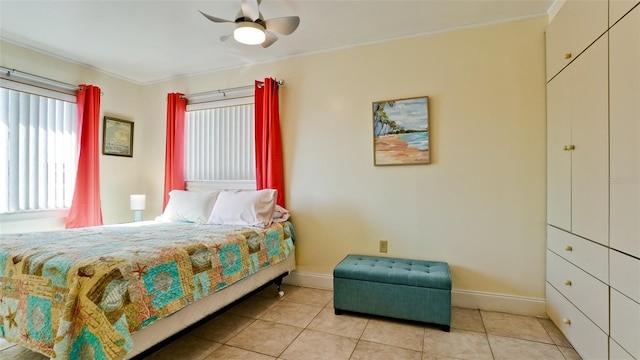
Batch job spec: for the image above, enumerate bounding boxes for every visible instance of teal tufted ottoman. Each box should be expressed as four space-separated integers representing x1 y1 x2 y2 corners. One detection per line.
333 254 451 331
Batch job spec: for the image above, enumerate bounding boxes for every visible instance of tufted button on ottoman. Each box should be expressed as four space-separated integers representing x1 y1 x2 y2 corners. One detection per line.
333 254 451 331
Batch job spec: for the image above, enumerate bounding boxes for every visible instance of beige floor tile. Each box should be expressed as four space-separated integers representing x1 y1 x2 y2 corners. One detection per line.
558 346 582 360
351 340 422 360
488 335 565 360
227 294 280 319
452 307 485 333
2 286 592 360
361 318 425 352
279 329 357 360
325 298 334 309
259 300 323 328
307 308 369 339
146 334 221 360
0 345 49 360
283 287 333 307
203 344 276 359
538 317 572 347
226 319 302 357
423 354 468 360
0 338 16 351
189 313 255 343
424 328 493 360
481 310 554 344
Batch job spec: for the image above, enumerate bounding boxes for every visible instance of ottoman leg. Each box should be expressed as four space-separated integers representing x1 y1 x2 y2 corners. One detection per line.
334 308 343 315
442 325 450 332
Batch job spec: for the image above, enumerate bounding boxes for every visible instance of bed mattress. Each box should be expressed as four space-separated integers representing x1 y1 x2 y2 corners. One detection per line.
0 221 295 359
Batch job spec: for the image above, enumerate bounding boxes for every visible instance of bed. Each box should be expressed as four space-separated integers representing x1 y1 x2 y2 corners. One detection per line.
0 189 295 359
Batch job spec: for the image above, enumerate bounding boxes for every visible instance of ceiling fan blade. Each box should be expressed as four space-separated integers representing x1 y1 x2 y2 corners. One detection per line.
199 10 234 23
264 16 300 35
261 32 279 48
220 34 232 42
241 0 260 21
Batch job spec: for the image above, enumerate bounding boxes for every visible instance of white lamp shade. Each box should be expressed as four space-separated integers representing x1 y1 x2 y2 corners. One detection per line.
234 22 266 45
130 194 146 210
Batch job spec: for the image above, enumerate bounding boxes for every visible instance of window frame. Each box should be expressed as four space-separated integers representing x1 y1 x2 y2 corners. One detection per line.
0 78 77 222
185 95 256 190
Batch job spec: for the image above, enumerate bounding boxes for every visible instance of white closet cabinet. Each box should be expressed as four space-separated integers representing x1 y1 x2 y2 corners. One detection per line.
546 2 640 359
546 34 609 246
610 5 640 258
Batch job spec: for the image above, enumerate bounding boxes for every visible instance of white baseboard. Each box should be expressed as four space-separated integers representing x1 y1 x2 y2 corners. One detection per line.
451 289 546 317
284 271 546 317
284 270 334 290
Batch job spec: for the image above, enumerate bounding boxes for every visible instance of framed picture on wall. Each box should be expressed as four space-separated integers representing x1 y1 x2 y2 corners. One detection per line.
102 116 134 157
372 96 430 166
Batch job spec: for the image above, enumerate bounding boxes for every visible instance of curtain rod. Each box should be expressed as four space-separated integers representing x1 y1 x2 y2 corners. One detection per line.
182 79 284 100
0 66 82 93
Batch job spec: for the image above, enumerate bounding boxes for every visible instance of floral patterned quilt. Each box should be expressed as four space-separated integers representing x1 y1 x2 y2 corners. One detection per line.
0 221 294 359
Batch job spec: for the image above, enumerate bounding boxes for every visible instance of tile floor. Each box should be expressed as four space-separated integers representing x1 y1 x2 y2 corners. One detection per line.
0 284 581 360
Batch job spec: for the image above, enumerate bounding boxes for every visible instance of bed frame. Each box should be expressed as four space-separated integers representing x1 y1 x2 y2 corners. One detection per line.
126 253 295 358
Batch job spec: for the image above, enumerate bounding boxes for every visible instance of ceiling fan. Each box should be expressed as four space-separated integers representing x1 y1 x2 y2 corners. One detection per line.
199 0 300 48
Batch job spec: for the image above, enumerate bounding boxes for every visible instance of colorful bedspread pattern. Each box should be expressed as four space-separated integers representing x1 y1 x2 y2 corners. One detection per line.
0 221 294 359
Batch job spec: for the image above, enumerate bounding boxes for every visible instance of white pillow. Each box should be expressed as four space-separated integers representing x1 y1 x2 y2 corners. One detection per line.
156 190 220 224
273 205 290 223
207 189 277 227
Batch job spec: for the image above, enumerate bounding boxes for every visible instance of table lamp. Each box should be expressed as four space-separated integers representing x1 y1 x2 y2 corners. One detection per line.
130 194 146 222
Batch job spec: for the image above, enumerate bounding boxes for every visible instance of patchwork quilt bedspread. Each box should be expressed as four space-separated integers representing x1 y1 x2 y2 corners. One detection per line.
0 221 294 359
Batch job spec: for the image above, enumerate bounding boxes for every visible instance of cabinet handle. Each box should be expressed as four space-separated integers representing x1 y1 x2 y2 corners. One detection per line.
565 245 573 251
564 53 572 59
562 318 571 325
564 280 572 286
563 145 576 151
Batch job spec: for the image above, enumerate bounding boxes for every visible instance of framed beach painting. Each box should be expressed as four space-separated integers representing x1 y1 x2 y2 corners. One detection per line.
373 96 430 166
102 116 134 157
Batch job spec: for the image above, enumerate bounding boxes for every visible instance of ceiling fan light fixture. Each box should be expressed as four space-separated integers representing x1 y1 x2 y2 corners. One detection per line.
233 22 265 45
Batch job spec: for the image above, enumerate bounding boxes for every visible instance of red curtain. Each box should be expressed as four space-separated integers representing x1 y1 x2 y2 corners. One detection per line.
163 93 187 209
255 78 285 207
66 85 103 229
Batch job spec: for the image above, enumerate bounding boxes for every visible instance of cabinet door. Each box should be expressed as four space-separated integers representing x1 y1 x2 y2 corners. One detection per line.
547 251 609 332
547 225 609 283
546 0 608 81
610 250 640 303
570 34 609 246
546 283 609 360
610 5 640 258
546 3 574 80
569 0 608 59
610 0 640 25
547 73 572 231
610 289 640 359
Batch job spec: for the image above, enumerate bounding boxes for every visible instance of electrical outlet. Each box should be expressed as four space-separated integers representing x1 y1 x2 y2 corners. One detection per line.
379 240 388 253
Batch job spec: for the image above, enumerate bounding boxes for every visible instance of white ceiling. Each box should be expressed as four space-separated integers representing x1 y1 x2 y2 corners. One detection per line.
0 0 554 85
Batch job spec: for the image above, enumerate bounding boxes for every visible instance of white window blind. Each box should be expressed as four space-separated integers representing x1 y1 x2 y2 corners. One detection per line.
185 98 255 183
0 83 77 214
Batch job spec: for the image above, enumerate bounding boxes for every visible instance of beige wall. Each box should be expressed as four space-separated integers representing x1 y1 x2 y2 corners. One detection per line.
144 16 548 298
1 16 548 300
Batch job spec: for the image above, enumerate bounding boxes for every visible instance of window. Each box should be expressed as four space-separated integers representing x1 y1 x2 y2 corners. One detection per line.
0 81 77 215
185 97 255 187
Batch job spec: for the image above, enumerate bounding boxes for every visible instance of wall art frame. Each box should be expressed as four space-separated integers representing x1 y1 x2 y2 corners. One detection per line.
102 116 134 157
373 96 430 166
